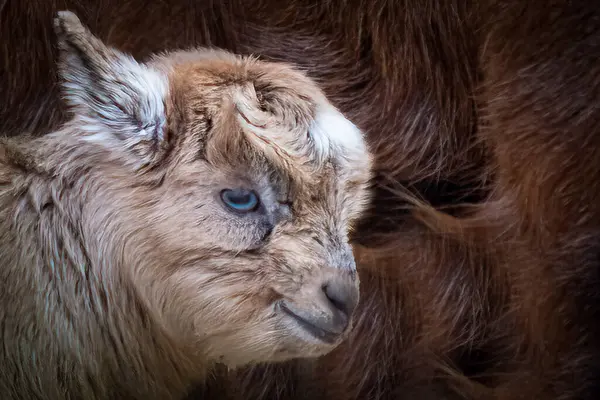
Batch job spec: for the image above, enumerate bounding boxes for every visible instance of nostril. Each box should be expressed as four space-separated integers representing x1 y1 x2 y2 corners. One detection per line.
322 284 345 314
322 281 358 317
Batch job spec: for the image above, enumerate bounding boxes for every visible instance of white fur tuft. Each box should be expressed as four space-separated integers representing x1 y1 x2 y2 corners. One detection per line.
309 105 366 163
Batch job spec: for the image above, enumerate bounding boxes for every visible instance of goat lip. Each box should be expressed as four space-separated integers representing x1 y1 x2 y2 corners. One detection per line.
278 301 340 344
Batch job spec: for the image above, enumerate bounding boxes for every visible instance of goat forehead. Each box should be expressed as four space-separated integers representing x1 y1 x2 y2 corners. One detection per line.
168 59 366 166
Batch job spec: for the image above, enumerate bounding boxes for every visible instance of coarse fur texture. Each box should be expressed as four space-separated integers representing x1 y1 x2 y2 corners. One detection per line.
2 0 600 399
0 11 372 400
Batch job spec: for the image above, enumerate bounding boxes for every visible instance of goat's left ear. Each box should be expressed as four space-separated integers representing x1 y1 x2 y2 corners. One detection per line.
54 11 168 164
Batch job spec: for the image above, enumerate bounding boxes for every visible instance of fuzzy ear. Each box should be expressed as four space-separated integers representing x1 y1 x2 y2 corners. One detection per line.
54 11 168 164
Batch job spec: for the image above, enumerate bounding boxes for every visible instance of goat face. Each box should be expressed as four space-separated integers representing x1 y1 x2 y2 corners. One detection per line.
52 11 372 367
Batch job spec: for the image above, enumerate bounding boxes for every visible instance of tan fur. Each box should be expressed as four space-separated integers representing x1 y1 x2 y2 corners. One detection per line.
0 12 371 400
2 1 600 400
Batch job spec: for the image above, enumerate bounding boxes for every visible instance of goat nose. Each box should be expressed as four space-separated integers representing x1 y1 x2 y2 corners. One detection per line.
278 275 358 343
322 277 359 319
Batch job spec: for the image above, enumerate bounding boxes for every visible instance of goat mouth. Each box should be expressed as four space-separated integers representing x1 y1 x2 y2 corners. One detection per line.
278 301 340 344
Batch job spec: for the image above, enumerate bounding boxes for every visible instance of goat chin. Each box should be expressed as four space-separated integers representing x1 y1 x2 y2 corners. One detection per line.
3 1 600 400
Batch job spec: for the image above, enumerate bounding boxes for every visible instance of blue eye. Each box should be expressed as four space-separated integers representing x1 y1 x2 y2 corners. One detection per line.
220 188 260 213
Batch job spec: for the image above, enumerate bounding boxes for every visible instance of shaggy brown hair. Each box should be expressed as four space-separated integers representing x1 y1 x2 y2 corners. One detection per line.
2 0 600 399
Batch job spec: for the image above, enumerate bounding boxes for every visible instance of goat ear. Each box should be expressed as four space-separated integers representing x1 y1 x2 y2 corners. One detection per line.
54 11 168 164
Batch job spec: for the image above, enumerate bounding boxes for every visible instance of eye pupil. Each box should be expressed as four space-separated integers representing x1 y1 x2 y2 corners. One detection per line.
221 189 260 212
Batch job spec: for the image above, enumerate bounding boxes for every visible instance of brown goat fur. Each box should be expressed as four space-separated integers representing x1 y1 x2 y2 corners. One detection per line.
2 0 600 399
0 11 372 400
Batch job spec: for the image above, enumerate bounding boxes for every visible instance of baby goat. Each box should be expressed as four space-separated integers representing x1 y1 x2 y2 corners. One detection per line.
0 11 371 400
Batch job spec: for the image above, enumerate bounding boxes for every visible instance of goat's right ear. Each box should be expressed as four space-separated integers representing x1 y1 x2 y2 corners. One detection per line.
54 11 169 165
